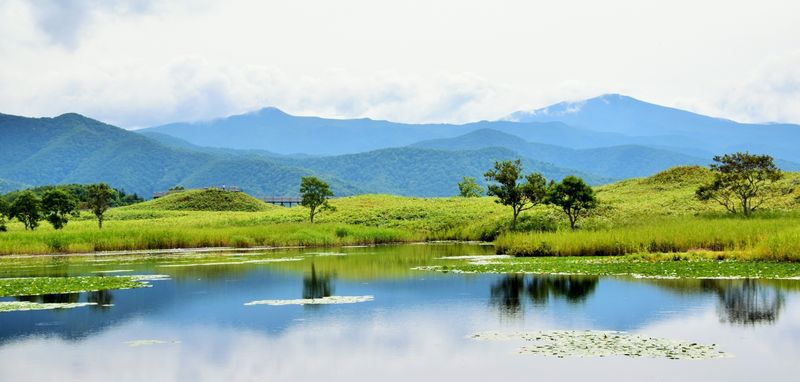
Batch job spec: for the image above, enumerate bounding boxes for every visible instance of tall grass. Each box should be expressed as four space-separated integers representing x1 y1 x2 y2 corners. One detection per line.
0 219 417 255
496 215 800 261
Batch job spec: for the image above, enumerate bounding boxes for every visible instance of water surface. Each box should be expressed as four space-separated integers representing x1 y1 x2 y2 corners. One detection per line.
0 244 798 381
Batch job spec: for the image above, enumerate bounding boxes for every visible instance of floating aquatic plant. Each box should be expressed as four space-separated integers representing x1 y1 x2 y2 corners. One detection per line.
244 295 374 306
0 276 149 297
0 301 97 312
469 330 731 360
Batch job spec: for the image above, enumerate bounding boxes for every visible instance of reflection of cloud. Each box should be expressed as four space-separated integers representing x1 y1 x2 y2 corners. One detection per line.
3 303 800 382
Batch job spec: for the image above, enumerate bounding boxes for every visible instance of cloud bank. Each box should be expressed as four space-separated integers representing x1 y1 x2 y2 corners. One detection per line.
1 0 799 128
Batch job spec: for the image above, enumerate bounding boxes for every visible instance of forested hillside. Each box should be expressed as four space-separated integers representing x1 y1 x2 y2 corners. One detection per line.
0 113 598 197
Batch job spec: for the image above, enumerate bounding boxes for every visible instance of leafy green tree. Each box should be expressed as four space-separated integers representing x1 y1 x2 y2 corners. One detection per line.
0 198 9 232
9 191 42 230
696 153 790 215
300 177 335 223
547 176 597 230
41 189 79 230
458 176 484 198
86 183 115 229
484 159 547 229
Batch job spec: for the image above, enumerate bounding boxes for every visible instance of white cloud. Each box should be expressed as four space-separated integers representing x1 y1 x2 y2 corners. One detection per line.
1 0 799 127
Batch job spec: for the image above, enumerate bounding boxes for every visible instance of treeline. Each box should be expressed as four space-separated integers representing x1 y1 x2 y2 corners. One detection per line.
0 183 139 231
1 184 142 206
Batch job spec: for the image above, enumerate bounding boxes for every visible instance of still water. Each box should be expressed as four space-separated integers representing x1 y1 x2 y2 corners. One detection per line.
0 244 798 381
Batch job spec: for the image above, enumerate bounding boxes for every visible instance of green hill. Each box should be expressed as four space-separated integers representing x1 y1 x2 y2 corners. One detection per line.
0 112 601 198
128 189 275 212
280 147 610 196
0 113 356 197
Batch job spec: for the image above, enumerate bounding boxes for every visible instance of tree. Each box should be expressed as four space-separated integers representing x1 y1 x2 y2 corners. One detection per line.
458 176 484 198
484 159 547 229
9 191 41 230
41 189 79 230
86 183 115 229
0 198 9 232
546 176 597 230
696 153 790 215
300 177 335 223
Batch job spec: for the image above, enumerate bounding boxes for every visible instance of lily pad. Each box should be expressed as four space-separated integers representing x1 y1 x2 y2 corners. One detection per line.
0 301 97 313
469 330 731 360
244 295 374 306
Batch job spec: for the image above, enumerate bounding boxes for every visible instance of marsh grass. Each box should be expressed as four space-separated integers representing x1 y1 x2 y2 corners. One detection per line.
496 215 800 261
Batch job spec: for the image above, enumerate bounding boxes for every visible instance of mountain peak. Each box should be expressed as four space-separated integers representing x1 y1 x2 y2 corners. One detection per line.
54 112 91 120
252 106 289 117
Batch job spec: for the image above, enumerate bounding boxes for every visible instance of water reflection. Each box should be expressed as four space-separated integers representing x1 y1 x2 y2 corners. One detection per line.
704 279 785 325
87 290 114 310
16 293 81 304
490 274 599 317
302 263 334 299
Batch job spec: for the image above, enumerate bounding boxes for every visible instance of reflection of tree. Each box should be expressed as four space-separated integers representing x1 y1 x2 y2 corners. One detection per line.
490 275 599 317
490 275 526 316
528 276 598 304
302 263 333 300
16 293 80 303
88 290 114 310
705 279 785 326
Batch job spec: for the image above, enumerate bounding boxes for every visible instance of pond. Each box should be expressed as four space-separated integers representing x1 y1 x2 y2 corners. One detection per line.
0 243 798 381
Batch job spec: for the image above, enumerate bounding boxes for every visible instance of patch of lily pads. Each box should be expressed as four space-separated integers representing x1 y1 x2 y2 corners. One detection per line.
0 275 160 298
244 295 375 306
0 301 97 313
469 330 731 360
415 255 800 279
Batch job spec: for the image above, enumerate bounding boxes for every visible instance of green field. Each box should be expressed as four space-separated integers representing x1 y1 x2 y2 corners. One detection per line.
0 167 799 262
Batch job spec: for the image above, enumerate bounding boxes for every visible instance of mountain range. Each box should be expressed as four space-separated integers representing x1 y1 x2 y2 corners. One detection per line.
1 94 798 198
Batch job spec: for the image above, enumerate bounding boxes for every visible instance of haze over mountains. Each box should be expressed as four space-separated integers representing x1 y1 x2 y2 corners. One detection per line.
2 94 799 197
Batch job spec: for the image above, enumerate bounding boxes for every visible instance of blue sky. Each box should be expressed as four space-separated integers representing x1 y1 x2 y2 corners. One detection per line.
1 0 799 128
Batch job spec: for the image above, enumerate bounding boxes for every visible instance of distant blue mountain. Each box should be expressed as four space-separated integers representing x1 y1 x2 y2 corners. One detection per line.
142 95 800 162
506 94 800 162
412 129 710 179
140 107 661 155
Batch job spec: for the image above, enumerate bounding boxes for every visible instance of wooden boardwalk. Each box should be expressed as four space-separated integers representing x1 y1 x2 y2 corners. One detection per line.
262 197 302 207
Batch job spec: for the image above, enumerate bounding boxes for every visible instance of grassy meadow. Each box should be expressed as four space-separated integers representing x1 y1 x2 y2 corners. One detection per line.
0 166 798 262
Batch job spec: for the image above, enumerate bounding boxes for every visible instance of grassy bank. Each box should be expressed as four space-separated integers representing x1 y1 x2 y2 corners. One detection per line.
0 167 798 257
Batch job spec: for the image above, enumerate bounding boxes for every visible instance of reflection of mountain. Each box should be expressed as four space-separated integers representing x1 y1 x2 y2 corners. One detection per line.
302 264 333 300
490 274 599 317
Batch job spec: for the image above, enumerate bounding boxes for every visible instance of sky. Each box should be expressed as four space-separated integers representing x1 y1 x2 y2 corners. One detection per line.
1 0 799 128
